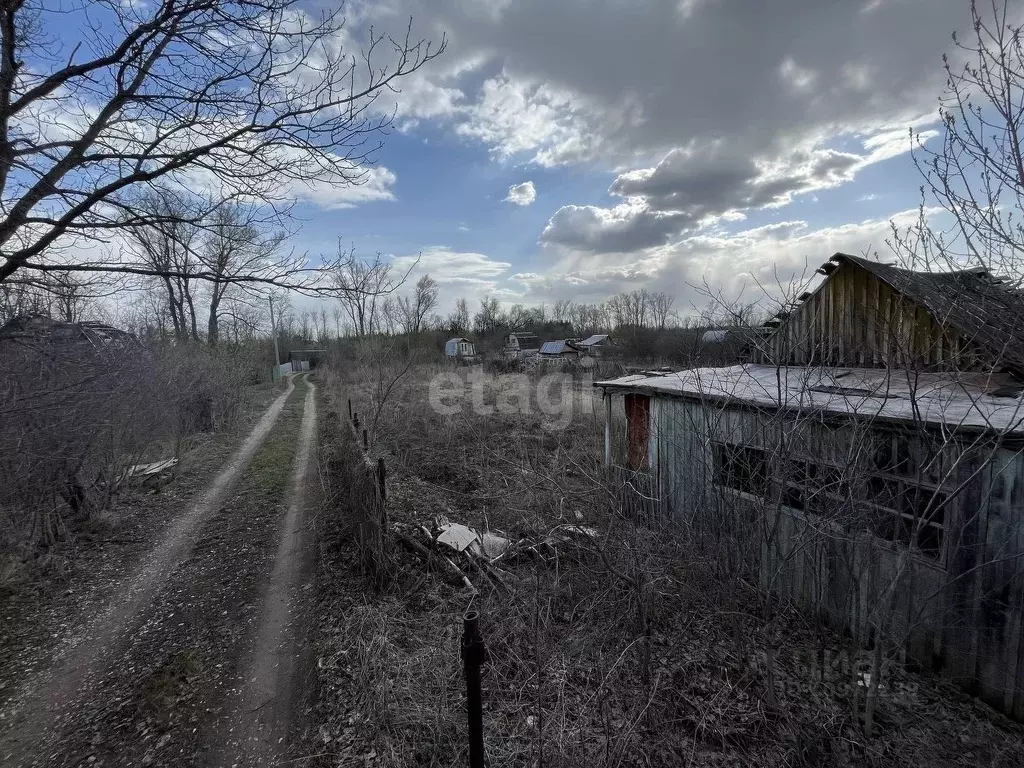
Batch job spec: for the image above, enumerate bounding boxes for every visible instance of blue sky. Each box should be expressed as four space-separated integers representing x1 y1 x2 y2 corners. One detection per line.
19 0 991 322
269 0 983 318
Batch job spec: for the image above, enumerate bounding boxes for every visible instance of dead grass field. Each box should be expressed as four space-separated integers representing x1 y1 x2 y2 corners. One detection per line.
300 359 1024 768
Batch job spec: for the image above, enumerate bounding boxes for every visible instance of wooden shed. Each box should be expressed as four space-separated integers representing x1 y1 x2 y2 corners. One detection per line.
754 252 1024 375
539 339 583 358
504 332 539 359
596 254 1024 719
444 337 478 362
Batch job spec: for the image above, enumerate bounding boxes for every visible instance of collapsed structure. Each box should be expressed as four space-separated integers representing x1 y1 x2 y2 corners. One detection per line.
597 253 1024 718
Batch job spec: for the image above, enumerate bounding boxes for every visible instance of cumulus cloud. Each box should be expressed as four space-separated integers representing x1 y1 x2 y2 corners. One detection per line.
330 0 979 310
289 164 397 209
525 208 930 312
504 181 537 206
540 203 691 253
348 0 971 170
541 137 920 253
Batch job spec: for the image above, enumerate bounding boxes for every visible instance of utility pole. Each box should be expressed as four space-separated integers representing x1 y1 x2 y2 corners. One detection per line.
269 294 282 378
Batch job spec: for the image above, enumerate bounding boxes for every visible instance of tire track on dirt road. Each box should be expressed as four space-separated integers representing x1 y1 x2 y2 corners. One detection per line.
217 376 318 766
0 375 297 765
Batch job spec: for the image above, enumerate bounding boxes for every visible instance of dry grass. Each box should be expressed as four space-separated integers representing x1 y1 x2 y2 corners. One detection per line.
302 356 1024 768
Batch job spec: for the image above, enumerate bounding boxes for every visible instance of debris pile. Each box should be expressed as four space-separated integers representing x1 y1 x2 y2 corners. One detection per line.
393 516 597 592
123 458 179 492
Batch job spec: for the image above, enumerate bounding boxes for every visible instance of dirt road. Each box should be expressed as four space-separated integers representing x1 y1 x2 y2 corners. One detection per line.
0 374 319 767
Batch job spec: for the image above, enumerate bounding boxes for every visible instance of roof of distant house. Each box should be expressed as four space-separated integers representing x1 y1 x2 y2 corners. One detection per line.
580 334 610 346
540 339 582 355
596 364 1024 435
0 315 137 347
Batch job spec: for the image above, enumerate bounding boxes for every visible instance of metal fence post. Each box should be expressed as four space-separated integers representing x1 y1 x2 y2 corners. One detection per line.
348 398 352 420
461 611 488 768
376 457 386 501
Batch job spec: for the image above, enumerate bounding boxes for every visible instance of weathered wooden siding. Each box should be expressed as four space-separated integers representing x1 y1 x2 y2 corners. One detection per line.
756 260 992 370
645 395 1024 719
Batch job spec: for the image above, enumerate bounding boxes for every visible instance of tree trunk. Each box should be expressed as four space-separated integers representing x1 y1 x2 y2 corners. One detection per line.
208 292 220 346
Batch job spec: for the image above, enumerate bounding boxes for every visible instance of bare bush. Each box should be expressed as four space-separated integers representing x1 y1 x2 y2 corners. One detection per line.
0 336 266 557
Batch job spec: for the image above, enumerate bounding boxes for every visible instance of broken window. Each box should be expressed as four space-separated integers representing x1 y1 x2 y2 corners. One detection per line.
713 442 768 496
624 393 650 470
713 433 947 561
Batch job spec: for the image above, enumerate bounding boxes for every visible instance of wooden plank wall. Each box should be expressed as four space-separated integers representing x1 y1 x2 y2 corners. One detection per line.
655 396 1024 719
756 261 989 370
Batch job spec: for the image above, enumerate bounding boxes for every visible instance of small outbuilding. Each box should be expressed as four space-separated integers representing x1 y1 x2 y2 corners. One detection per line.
445 337 478 361
539 339 583 358
579 333 613 356
505 332 540 359
595 252 1024 719
288 348 326 371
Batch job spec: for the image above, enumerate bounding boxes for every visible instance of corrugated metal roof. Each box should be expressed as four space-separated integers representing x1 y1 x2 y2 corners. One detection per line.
596 364 1024 434
580 334 610 346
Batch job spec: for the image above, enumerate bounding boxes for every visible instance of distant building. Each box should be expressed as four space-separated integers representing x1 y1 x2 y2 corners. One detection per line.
698 327 765 364
539 339 583 358
579 333 614 356
0 315 137 349
288 349 326 371
505 332 540 359
445 337 478 362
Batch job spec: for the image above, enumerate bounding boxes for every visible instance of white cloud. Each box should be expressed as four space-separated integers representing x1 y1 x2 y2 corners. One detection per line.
523 208 931 313
454 73 617 166
390 246 517 312
541 128 936 254
504 181 537 206
289 165 397 209
541 202 691 253
779 58 818 93
352 0 972 169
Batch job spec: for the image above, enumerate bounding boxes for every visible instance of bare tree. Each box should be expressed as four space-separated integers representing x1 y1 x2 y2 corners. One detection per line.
0 1 444 291
473 295 502 335
505 302 534 330
912 0 1024 275
201 205 284 345
649 291 675 330
447 297 470 335
553 298 573 325
396 274 439 336
121 188 203 341
332 250 413 337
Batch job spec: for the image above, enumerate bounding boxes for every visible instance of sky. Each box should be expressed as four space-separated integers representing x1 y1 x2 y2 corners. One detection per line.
37 0 986 322
277 0 984 319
